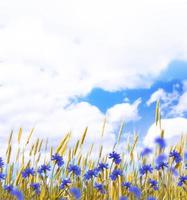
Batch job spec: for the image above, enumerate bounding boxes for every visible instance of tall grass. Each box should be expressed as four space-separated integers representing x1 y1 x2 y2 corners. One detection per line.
0 103 186 200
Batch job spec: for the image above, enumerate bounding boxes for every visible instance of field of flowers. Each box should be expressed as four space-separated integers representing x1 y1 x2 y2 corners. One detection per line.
0 105 186 200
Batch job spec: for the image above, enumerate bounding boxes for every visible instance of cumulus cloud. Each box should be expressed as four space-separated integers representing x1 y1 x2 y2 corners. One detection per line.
0 0 187 151
107 98 141 123
171 92 187 116
0 80 141 153
147 89 167 106
1 0 187 90
170 81 187 116
144 118 187 147
147 81 187 117
146 86 180 116
145 82 187 147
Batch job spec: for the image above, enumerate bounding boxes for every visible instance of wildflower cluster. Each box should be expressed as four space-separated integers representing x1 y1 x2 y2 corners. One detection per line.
0 123 186 200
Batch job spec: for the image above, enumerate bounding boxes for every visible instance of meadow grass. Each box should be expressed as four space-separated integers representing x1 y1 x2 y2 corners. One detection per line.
0 103 186 200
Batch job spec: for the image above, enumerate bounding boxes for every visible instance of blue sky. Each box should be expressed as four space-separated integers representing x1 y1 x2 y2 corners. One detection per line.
81 60 187 139
0 0 187 151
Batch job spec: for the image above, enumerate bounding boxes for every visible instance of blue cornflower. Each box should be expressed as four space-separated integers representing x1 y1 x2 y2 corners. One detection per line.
51 153 64 167
4 186 24 200
178 175 187 186
84 169 98 180
169 150 182 164
148 179 159 190
22 167 35 178
155 162 168 170
60 178 71 189
38 164 51 175
4 184 14 193
119 196 128 200
98 163 109 171
147 197 156 200
129 186 141 199
169 167 179 176
122 182 131 189
11 188 24 200
155 154 168 170
0 157 4 168
70 187 81 199
110 169 123 181
141 148 152 157
68 164 81 176
155 154 167 165
0 172 5 180
139 164 153 176
94 167 101 175
30 183 40 194
109 151 121 164
94 183 106 194
154 137 166 149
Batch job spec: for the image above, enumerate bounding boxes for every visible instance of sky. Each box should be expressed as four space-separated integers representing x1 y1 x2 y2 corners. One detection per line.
0 0 187 153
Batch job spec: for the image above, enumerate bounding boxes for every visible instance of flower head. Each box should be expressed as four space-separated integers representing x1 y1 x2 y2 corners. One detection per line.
147 197 156 200
169 167 179 176
109 151 121 164
70 187 81 199
30 183 40 194
84 169 98 180
60 178 71 189
51 153 64 167
0 172 5 180
139 164 153 176
122 182 131 189
94 183 106 194
178 175 187 186
155 162 168 171
68 164 81 176
141 148 152 157
0 157 4 168
11 188 24 200
22 168 34 178
155 154 167 165
110 169 123 181
148 179 159 190
154 137 166 149
38 164 51 175
4 185 14 193
169 150 182 164
129 186 141 199
98 163 108 171
155 154 168 170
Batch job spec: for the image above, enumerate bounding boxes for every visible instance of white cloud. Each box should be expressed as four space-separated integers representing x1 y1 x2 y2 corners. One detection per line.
107 98 141 123
147 89 166 106
171 92 187 116
148 81 187 117
147 86 180 117
1 0 187 91
170 81 187 116
0 86 141 154
0 0 187 151
144 118 187 147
